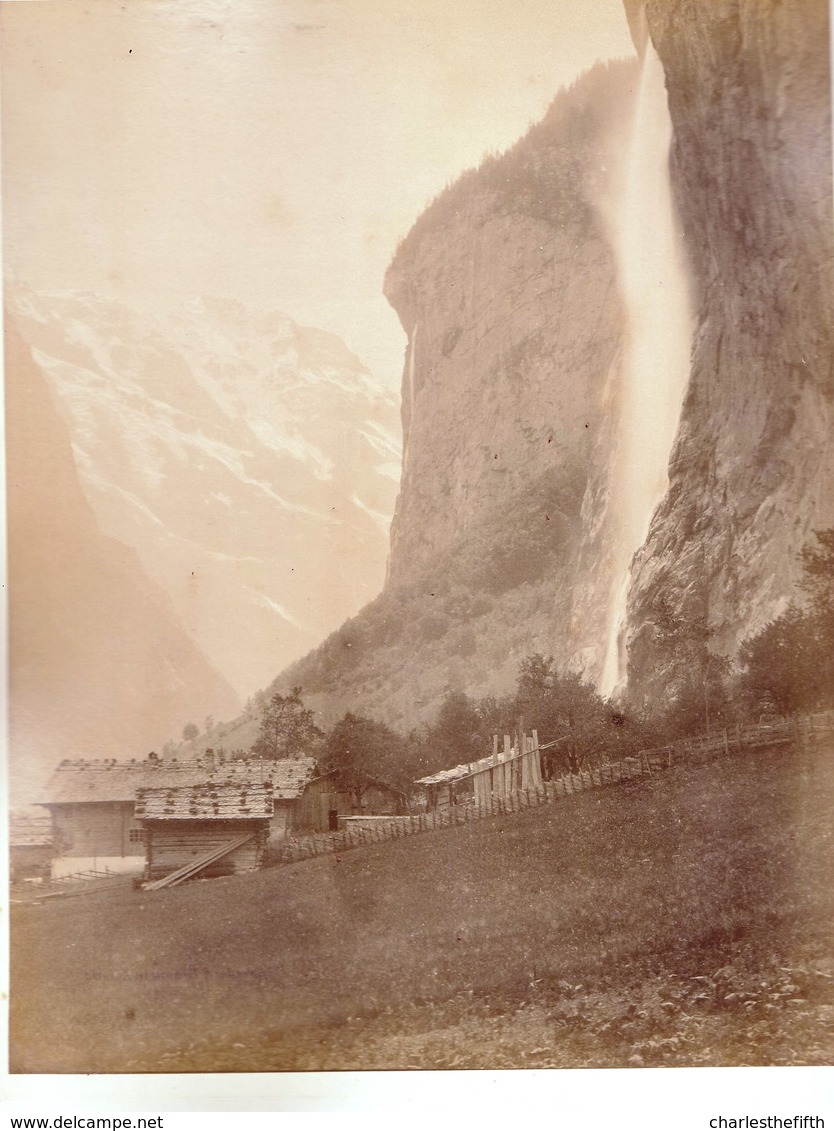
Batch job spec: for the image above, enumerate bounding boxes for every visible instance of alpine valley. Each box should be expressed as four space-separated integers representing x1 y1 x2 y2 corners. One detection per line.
8 0 833 770
8 285 401 702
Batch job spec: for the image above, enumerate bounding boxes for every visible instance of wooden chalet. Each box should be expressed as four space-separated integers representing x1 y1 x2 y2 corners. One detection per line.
294 769 408 833
9 807 53 883
416 731 543 810
40 752 317 879
135 783 273 883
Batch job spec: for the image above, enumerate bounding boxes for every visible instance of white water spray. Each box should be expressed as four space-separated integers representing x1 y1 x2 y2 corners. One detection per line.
598 31 693 697
402 322 419 471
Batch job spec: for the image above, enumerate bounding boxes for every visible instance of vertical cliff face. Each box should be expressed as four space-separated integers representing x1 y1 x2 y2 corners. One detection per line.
279 61 640 726
280 2 832 730
624 0 834 708
383 60 637 680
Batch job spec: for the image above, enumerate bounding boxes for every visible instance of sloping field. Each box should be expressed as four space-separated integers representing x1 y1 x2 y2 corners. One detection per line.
10 740 834 1072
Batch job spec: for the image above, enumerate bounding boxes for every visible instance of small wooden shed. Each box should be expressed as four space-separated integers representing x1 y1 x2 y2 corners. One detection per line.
135 783 273 883
294 769 408 833
416 731 543 810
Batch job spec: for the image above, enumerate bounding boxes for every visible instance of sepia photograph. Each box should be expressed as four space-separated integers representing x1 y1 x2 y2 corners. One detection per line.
3 0 834 1099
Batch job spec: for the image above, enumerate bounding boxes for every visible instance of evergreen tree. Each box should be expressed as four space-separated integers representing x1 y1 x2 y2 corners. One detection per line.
739 528 834 715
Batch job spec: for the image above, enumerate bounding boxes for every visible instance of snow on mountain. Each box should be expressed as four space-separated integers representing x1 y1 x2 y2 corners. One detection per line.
5 315 240 802
8 284 403 697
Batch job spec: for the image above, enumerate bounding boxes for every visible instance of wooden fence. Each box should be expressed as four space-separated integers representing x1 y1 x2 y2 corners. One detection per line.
272 712 834 866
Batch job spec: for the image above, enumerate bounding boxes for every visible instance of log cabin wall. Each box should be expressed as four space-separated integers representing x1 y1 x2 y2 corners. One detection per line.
145 819 268 881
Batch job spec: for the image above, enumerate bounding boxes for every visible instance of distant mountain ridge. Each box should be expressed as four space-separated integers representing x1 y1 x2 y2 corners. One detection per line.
5 315 239 803
8 286 402 698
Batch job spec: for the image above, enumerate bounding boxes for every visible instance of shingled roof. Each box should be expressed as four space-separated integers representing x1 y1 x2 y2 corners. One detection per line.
41 756 317 804
135 784 273 821
416 747 524 787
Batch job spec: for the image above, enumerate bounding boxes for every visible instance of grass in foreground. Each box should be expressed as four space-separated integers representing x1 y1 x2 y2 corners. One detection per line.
10 739 834 1072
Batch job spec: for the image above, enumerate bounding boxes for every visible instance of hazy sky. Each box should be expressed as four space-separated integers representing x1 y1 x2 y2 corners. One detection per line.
2 0 634 384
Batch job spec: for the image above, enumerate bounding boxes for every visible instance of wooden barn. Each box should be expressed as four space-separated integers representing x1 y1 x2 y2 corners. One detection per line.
9 807 53 883
416 731 543 810
135 783 273 883
40 752 317 878
293 769 408 833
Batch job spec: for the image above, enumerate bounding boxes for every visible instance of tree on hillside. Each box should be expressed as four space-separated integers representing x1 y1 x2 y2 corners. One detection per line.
426 689 506 767
801 527 834 702
513 654 621 773
321 712 414 805
798 527 834 615
668 649 734 737
738 605 818 717
251 687 323 760
739 528 834 716
638 593 734 738
182 722 199 742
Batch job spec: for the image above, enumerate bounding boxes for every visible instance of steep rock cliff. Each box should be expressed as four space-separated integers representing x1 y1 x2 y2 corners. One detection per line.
279 2 832 731
281 61 638 726
624 0 834 708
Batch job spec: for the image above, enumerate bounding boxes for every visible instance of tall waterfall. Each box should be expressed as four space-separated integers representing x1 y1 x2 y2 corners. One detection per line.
598 30 693 697
402 321 419 470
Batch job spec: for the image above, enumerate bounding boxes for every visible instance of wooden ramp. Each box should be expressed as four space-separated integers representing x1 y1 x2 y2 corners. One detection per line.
144 832 255 891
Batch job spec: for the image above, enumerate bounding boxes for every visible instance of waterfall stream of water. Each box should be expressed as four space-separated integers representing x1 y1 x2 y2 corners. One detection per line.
402 322 418 470
598 31 693 698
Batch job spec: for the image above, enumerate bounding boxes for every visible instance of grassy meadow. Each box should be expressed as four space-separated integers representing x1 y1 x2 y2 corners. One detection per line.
10 738 834 1072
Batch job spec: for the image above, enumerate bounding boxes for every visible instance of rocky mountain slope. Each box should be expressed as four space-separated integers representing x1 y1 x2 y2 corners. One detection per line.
279 59 639 727
5 316 238 802
8 288 401 697
624 0 834 710
279 0 832 731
